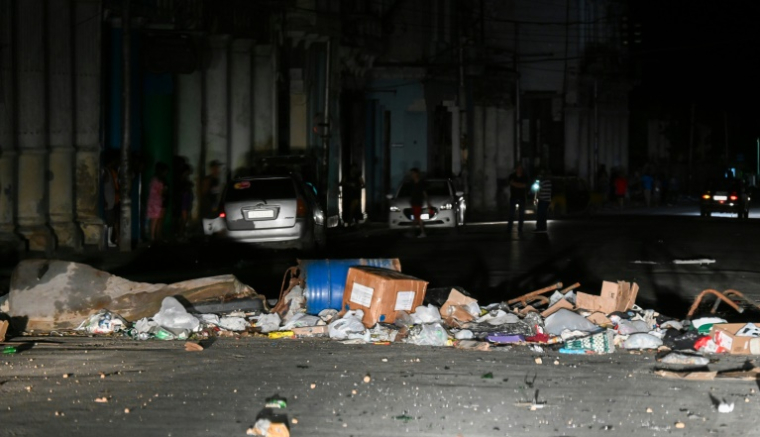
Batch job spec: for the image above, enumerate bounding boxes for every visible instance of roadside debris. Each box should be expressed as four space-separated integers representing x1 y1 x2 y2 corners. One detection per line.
4 258 760 372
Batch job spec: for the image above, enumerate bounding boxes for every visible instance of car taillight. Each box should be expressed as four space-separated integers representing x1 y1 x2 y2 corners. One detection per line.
702 194 711 200
730 194 738 201
296 198 307 218
219 211 226 218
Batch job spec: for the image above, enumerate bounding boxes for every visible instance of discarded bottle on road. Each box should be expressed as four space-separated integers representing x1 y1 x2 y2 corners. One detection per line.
2 346 17 354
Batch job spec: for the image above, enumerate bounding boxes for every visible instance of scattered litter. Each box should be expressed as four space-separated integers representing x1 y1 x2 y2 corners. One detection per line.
717 401 734 413
185 342 204 352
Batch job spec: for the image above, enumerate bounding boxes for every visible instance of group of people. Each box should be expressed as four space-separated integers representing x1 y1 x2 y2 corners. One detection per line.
102 156 223 248
404 164 552 238
597 165 680 209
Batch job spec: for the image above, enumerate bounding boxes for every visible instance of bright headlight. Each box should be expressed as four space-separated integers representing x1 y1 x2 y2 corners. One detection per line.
439 203 453 210
389 206 400 212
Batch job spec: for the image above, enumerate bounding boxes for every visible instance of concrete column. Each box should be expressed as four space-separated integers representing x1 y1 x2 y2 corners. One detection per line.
204 35 231 170
483 107 498 209
16 0 54 252
496 108 513 177
230 39 253 175
564 107 581 175
177 72 202 220
470 105 485 210
73 0 104 246
449 105 461 175
0 0 22 250
289 68 308 151
47 0 80 249
253 44 275 153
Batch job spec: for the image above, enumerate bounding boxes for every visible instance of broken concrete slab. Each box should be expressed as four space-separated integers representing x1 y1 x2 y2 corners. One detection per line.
8 259 260 331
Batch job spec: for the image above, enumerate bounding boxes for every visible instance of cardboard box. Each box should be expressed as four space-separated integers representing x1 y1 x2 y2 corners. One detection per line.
342 267 428 328
291 325 329 338
439 289 479 323
576 281 639 314
711 323 760 355
0 320 8 342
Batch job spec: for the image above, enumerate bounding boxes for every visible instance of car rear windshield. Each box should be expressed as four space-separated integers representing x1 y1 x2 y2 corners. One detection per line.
398 180 450 197
707 179 743 192
224 178 297 202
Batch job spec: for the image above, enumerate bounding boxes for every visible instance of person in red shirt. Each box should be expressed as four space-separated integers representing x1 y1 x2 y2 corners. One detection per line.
614 172 628 209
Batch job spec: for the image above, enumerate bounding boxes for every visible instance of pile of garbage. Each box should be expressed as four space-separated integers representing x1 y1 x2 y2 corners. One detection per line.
4 259 760 362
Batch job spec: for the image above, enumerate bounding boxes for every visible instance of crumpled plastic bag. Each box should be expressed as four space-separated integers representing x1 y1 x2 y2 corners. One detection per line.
623 333 663 350
369 324 397 342
318 309 339 323
328 310 366 340
455 329 474 340
616 319 651 335
218 316 249 332
279 285 305 322
405 322 450 346
76 309 127 334
281 313 322 330
544 309 600 336
255 313 282 333
411 304 442 324
152 297 200 332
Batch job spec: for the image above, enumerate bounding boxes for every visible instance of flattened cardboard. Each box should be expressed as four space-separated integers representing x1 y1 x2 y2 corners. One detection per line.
586 312 613 327
342 267 428 328
710 323 760 355
575 281 639 314
541 298 574 318
0 320 8 342
292 325 329 337
439 289 478 323
655 366 760 381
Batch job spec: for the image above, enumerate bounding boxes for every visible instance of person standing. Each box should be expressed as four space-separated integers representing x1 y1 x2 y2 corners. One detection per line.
340 163 364 227
614 172 628 209
200 160 222 219
534 170 552 233
640 171 654 207
101 152 120 248
408 168 431 238
506 164 528 233
147 162 169 243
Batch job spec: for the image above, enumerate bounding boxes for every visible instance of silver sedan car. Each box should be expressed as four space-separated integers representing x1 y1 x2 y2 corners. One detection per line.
387 178 466 229
204 174 326 251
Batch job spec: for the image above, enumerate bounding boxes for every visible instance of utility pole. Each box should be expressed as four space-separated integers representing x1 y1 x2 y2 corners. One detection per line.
119 0 132 251
688 103 695 193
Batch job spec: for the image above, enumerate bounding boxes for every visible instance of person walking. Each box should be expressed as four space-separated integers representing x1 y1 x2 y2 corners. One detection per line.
506 164 528 233
534 169 552 233
408 168 431 238
147 162 169 243
641 171 654 207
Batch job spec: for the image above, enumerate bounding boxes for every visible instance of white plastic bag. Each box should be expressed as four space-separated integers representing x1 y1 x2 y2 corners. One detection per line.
328 310 366 340
406 322 450 346
218 316 249 332
544 309 599 336
411 304 442 324
318 309 339 323
281 313 322 330
623 333 663 350
255 313 282 333
455 329 474 340
152 297 200 332
616 319 650 335
75 309 127 334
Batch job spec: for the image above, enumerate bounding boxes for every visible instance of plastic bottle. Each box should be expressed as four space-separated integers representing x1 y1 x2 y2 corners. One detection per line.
2 346 17 354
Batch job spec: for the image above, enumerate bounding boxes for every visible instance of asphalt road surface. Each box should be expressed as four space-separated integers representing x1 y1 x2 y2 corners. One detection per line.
2 204 760 436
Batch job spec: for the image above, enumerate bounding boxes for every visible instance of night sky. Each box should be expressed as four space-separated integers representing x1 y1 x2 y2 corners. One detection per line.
633 0 760 163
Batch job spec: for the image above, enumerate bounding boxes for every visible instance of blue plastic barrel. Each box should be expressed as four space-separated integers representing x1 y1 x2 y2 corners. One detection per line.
300 259 401 314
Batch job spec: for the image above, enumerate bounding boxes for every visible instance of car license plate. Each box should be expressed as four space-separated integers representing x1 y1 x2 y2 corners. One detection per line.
247 209 274 219
421 213 429 220
713 195 727 201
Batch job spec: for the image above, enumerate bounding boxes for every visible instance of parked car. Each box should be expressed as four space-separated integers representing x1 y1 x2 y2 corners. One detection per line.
387 178 465 229
700 178 751 219
204 174 326 250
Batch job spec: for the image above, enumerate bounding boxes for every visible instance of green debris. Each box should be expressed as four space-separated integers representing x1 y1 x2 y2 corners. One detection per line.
481 372 494 379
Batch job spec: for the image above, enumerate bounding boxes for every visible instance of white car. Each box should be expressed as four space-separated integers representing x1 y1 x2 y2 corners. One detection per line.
203 174 326 251
387 178 466 229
